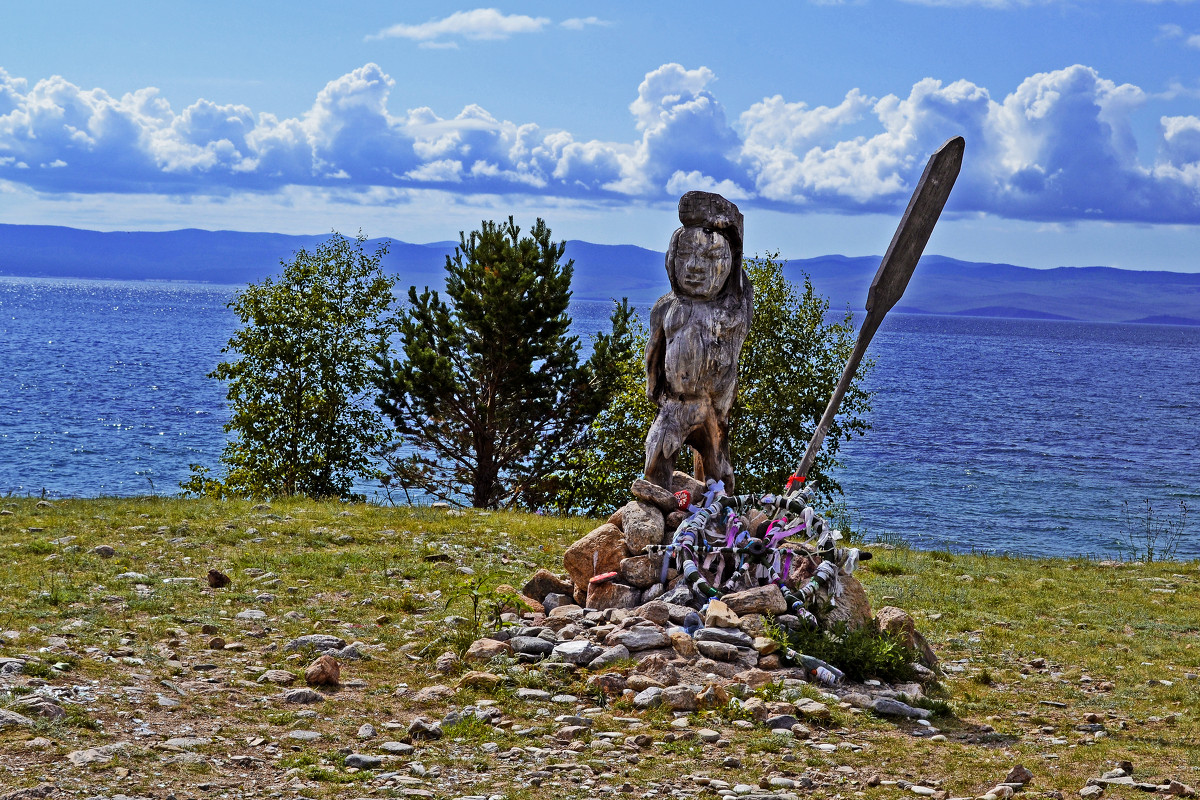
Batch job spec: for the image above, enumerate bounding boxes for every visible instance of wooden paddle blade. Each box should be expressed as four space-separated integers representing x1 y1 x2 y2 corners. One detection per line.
866 136 964 315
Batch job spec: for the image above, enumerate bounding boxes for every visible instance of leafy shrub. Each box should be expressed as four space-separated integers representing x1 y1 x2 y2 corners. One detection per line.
784 622 917 683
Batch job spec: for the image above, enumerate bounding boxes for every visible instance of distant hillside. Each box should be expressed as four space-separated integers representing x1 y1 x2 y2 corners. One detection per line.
788 254 1200 325
1 223 1198 324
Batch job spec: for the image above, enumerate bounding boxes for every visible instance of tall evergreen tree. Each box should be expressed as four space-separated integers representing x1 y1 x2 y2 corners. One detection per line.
376 217 633 508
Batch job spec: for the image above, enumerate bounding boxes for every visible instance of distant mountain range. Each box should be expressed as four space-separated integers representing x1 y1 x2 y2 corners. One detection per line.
2 223 1198 325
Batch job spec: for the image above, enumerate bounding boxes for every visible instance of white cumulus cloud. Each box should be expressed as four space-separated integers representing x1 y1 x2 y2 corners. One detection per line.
367 8 550 46
561 16 609 30
1 62 1200 223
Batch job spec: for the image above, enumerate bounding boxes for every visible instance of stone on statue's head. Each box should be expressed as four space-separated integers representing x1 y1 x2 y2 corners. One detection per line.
678 191 743 257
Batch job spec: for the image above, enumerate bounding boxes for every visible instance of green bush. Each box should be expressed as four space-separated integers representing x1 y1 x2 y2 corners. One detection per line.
784 622 917 683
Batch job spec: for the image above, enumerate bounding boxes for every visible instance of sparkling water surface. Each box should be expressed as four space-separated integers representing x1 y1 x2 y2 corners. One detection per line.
2 276 1198 558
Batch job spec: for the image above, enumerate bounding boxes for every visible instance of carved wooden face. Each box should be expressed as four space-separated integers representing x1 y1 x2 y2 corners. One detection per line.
672 226 732 300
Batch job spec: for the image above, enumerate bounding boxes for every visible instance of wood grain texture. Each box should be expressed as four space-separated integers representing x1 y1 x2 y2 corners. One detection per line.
644 192 752 492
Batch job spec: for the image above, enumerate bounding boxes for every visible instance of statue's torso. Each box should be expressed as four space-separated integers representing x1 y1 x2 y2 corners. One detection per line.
661 297 748 400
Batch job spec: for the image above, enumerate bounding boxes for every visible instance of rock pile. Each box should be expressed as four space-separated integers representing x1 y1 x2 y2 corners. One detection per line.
460 596 938 725
478 472 939 708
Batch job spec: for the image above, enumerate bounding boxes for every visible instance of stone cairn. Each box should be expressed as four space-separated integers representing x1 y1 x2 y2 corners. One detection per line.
486 190 939 725
506 474 937 686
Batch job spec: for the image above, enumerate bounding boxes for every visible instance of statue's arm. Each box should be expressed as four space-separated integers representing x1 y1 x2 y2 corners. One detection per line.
713 289 754 416
646 298 668 403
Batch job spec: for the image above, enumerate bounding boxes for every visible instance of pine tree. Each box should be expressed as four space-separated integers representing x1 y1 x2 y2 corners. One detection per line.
376 217 633 508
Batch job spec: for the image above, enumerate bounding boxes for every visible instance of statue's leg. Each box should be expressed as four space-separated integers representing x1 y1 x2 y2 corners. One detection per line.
714 412 734 491
688 400 732 490
644 400 685 490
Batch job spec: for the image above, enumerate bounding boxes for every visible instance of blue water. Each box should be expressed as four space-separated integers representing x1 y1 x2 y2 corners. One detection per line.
3 276 1198 558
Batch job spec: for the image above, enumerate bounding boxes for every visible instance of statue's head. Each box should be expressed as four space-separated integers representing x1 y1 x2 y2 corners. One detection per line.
666 191 747 302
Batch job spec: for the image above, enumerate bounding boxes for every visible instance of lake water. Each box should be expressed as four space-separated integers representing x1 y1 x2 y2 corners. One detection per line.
2 276 1198 558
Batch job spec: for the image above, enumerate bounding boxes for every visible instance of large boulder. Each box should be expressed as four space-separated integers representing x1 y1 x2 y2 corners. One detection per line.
875 605 938 668
819 571 873 630
631 478 680 514
465 638 513 662
723 585 787 616
563 523 626 590
670 471 706 504
522 569 574 603
586 580 640 610
619 555 660 589
621 502 665 555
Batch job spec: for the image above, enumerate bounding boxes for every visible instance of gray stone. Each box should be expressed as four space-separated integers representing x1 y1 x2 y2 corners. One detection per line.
606 627 671 652
345 753 382 769
410 684 453 703
331 643 363 660
380 741 414 755
845 694 931 719
162 736 211 749
357 724 376 739
589 645 631 669
621 501 665 555
509 636 555 657
284 634 347 652
660 583 695 606
553 639 603 665
235 609 267 621
0 657 25 674
663 685 698 712
286 730 321 742
407 717 443 739
542 593 571 612
632 600 671 627
0 709 35 729
619 555 659 589
0 784 55 800
633 687 664 709
631 478 681 514
764 714 799 730
257 669 296 685
1006 765 1034 786
795 698 832 722
282 688 324 704
67 742 128 766
10 695 65 721
721 585 787 616
695 640 740 662
516 688 552 701
694 626 753 648
641 583 666 603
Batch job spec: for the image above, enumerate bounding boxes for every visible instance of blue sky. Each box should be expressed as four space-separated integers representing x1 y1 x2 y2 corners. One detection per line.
2 1 1200 270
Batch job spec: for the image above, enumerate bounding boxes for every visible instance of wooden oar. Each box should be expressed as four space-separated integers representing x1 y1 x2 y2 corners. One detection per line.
792 135 965 482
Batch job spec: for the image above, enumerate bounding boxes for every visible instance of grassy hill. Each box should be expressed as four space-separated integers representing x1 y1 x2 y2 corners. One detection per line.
0 496 1197 798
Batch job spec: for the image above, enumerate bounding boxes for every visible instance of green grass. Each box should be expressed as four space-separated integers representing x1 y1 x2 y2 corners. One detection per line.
1 496 1199 799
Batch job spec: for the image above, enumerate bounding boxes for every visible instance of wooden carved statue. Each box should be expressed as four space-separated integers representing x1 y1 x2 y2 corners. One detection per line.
644 191 753 492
